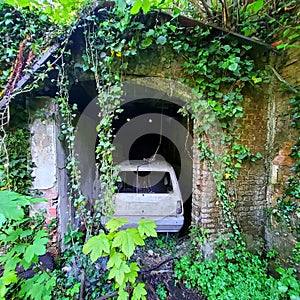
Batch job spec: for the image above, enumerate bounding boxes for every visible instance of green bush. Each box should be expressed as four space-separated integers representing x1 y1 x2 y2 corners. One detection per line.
0 190 55 299
174 235 300 300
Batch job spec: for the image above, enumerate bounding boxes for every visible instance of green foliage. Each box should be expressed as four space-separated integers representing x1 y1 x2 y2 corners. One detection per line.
17 272 56 300
0 2 56 94
154 234 177 255
174 233 300 300
170 24 266 236
0 190 54 299
0 103 34 195
1 2 298 299
2 0 90 26
83 218 157 299
156 283 167 300
0 190 39 222
271 92 300 233
51 227 115 300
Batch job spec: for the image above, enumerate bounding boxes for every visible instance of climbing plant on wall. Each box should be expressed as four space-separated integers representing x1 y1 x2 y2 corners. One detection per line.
0 100 35 194
74 6 266 237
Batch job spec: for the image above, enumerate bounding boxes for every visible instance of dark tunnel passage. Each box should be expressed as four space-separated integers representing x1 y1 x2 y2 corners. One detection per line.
112 98 193 233
69 82 194 233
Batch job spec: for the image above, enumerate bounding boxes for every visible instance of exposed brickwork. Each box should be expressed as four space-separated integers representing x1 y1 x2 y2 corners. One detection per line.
192 137 224 238
232 89 268 239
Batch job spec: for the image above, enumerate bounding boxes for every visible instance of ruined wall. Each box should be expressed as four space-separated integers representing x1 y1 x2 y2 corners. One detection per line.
29 36 299 250
30 97 68 250
234 88 269 248
264 47 299 258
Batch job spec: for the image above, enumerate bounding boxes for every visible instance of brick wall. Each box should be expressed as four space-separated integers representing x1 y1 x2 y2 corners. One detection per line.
235 92 269 239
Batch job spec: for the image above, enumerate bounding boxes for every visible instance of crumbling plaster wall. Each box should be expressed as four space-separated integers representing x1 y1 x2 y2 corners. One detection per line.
30 97 68 249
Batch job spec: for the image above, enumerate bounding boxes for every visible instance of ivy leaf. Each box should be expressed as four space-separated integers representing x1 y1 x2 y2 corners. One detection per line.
278 282 288 293
83 234 110 263
108 261 130 285
140 37 152 49
115 0 127 14
156 36 167 45
106 218 128 232
228 62 238 71
138 219 157 237
132 283 147 300
107 252 123 269
112 228 144 258
223 45 231 52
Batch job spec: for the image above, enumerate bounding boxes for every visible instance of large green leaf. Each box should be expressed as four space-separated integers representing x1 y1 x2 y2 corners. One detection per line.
24 237 48 263
108 261 130 285
0 191 26 221
137 219 157 237
0 214 6 228
0 191 46 224
83 234 110 262
107 252 123 269
132 283 147 300
106 218 128 232
246 0 264 13
112 228 144 258
1 270 17 285
117 290 129 300
124 262 140 284
130 0 142 14
18 272 56 300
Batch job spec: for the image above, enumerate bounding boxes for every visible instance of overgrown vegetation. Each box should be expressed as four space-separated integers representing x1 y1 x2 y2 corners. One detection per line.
175 231 300 300
0 0 299 299
0 101 34 194
0 191 54 299
83 218 157 299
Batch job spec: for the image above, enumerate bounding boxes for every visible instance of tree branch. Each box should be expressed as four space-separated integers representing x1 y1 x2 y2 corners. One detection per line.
189 0 207 22
199 0 213 19
0 43 59 110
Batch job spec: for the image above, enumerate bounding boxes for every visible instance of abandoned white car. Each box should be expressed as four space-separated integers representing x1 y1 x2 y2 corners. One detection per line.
113 160 184 232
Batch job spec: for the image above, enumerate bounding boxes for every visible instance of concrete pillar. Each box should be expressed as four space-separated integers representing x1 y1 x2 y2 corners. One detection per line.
30 97 69 249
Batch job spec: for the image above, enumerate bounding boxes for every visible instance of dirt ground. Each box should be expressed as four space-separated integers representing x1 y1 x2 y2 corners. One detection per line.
135 235 206 300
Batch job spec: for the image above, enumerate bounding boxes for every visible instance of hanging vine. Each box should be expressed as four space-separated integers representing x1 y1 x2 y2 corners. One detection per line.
63 6 269 240
83 14 124 218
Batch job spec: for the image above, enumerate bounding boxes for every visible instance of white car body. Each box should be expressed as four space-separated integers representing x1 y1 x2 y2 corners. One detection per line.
113 160 184 232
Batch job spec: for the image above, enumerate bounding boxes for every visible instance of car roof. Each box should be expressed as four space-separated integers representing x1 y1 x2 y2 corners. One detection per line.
116 160 174 172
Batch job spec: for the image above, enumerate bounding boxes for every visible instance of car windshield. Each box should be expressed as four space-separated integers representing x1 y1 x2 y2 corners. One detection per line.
117 171 173 194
